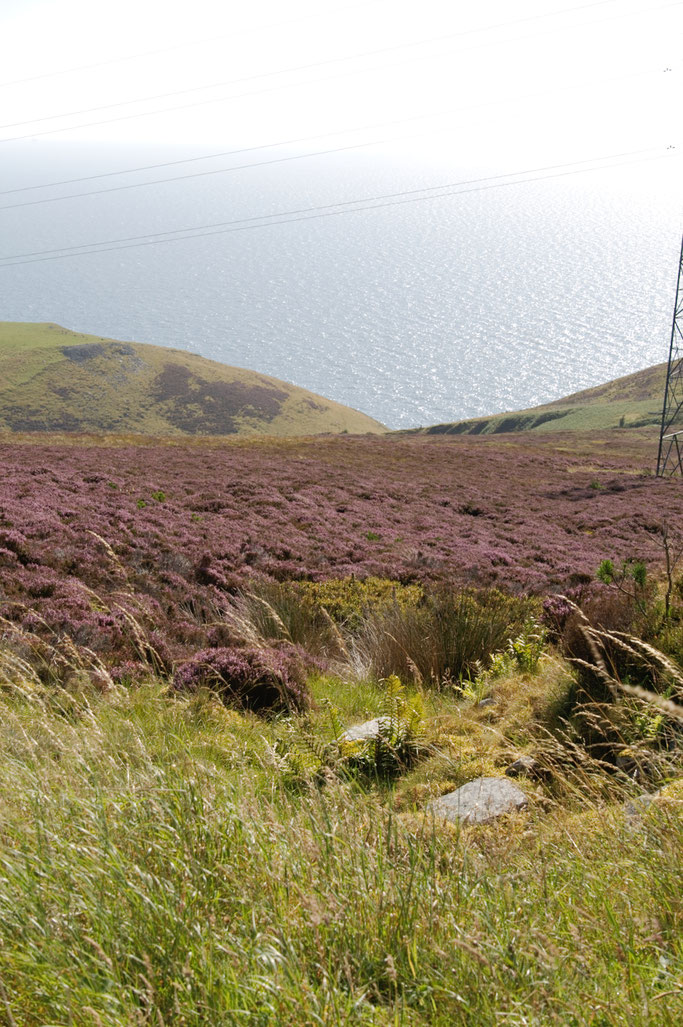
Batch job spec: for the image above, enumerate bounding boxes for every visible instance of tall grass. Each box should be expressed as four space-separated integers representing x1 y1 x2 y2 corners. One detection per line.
352 589 535 686
0 670 680 1025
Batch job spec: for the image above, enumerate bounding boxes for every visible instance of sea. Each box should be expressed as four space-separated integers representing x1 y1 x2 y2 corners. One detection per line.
1 141 681 430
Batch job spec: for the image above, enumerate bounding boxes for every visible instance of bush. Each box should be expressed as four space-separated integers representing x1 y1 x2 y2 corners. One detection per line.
561 590 640 704
295 577 424 629
172 643 311 713
353 587 536 686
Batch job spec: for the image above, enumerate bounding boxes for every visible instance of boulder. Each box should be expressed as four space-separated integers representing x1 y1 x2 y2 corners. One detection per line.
427 776 529 825
340 717 391 743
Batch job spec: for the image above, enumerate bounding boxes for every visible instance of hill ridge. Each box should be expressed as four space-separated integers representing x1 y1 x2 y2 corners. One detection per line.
414 361 669 437
0 322 385 437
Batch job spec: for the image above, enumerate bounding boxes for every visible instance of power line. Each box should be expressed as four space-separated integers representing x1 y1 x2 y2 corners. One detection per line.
0 64 672 212
0 148 674 269
2 0 676 144
0 0 387 89
2 30 472 133
0 0 618 93
0 62 671 201
0 113 448 196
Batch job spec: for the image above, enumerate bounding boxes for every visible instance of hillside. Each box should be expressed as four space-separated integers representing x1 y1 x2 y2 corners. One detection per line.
417 362 668 436
0 322 385 436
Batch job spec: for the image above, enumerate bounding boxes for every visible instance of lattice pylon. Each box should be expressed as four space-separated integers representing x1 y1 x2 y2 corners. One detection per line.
657 233 683 476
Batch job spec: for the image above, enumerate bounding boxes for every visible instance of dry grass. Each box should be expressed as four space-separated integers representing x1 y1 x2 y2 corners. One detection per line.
0 604 681 1024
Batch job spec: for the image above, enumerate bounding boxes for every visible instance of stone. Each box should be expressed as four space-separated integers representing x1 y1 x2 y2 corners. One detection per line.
427 776 529 825
624 791 659 827
505 755 540 778
340 717 391 743
624 780 683 828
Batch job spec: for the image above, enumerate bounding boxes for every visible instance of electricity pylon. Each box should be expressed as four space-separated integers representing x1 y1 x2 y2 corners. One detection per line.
657 232 683 476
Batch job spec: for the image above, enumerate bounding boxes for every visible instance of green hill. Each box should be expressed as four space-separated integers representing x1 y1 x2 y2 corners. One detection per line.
0 322 385 436
417 362 669 436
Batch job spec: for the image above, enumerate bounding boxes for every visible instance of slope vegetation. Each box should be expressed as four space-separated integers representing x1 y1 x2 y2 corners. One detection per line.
420 362 668 436
0 322 385 436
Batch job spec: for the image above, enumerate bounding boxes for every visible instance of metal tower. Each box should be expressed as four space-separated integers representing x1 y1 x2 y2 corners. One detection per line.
657 233 683 476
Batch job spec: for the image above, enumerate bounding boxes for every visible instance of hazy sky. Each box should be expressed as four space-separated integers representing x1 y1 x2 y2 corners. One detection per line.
1 0 681 172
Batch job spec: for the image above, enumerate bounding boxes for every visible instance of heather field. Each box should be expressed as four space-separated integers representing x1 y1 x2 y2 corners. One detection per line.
0 428 681 673
1 427 682 1025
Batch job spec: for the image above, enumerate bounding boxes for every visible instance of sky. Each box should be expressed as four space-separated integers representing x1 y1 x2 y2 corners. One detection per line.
1 0 681 171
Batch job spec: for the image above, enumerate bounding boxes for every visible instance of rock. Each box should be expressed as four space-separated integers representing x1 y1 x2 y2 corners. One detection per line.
624 781 683 826
624 791 659 827
505 755 540 778
476 697 496 708
340 717 391 743
615 747 653 782
427 776 529 825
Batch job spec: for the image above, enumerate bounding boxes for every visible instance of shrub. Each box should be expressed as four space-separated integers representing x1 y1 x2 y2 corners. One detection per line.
289 577 423 630
172 642 311 713
561 590 640 705
353 587 535 686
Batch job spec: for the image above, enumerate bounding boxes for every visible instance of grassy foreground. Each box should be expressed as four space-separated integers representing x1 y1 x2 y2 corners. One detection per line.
0 628 681 1026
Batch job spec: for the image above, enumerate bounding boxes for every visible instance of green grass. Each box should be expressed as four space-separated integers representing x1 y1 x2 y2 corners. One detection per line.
416 362 669 436
0 322 385 437
0 647 681 1025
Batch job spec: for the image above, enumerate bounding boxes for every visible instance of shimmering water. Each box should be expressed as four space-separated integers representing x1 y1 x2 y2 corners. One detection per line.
0 142 680 428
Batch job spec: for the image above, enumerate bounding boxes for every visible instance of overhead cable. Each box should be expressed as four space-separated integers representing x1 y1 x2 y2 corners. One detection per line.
1 0 678 144
0 64 673 212
0 0 619 91
0 148 675 269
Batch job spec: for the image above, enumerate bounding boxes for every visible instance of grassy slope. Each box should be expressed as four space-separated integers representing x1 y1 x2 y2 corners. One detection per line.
418 362 669 436
0 322 385 436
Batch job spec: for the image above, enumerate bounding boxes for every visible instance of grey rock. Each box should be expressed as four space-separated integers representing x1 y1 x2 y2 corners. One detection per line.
616 749 653 782
505 755 540 778
340 717 391 743
624 791 659 825
427 776 529 825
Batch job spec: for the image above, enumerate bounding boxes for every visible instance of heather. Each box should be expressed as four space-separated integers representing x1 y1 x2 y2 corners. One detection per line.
0 429 682 1023
1 430 681 673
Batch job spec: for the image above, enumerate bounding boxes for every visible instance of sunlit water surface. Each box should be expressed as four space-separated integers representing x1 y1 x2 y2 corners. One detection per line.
1 143 680 429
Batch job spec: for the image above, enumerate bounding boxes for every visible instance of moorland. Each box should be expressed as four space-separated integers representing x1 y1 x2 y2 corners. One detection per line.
0 325 681 1025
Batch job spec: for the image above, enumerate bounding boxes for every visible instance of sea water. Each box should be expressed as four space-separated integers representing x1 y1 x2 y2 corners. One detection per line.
0 142 680 429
